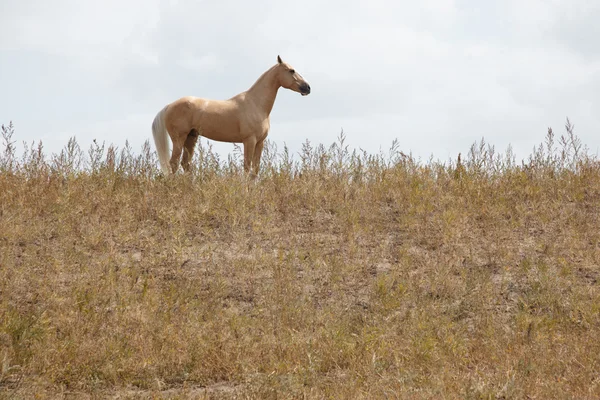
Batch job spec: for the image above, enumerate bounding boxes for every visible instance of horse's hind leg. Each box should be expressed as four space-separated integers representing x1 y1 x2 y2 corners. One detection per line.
169 139 184 174
181 129 199 172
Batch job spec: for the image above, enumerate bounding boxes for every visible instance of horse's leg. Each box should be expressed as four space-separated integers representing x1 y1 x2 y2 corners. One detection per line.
169 137 184 174
251 139 265 178
243 136 257 176
181 129 199 173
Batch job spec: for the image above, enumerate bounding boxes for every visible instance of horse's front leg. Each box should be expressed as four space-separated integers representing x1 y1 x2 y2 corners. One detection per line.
251 139 265 178
243 136 257 177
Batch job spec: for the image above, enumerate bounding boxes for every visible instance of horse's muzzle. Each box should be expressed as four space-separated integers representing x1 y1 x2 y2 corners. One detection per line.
300 83 311 96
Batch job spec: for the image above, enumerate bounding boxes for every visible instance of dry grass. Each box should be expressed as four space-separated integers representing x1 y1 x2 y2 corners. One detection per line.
1 120 599 399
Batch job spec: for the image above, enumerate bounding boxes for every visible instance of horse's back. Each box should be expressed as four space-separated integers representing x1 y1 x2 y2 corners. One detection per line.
168 96 238 114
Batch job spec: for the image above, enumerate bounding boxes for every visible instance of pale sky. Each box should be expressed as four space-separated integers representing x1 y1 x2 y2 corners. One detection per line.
1 0 599 165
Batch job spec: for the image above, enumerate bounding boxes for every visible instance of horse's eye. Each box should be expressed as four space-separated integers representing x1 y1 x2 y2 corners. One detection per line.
289 69 295 74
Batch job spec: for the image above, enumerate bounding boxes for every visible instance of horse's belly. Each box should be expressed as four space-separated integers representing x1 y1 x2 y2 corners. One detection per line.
198 125 243 143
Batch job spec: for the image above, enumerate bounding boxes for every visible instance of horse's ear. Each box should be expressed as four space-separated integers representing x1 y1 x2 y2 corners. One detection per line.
277 55 283 64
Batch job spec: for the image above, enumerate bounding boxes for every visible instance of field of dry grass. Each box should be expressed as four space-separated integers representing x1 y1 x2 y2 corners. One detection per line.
1 120 599 399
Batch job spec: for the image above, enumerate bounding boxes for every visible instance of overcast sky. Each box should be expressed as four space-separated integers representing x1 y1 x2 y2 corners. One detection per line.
1 0 599 165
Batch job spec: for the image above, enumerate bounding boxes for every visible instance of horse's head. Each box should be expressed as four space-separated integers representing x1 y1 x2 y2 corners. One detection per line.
276 55 311 96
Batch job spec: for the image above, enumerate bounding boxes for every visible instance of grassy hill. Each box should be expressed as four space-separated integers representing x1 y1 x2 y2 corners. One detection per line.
1 120 599 399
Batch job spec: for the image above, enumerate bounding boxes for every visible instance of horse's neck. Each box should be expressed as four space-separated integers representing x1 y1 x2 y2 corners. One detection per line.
245 66 280 115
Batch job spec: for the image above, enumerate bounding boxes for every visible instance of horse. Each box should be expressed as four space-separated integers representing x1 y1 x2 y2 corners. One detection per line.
151 55 311 177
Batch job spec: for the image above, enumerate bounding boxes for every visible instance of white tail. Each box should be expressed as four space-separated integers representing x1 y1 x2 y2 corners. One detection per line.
151 106 171 174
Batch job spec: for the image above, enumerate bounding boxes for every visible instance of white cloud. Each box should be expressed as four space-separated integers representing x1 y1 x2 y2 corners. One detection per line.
176 52 221 71
0 0 160 74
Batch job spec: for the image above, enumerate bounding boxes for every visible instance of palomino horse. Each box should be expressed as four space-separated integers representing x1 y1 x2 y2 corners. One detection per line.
151 55 311 177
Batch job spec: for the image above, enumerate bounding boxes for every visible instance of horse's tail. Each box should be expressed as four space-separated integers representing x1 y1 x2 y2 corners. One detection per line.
151 105 171 174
